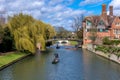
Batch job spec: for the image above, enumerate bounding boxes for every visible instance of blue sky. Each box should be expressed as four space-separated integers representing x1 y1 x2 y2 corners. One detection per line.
0 0 120 30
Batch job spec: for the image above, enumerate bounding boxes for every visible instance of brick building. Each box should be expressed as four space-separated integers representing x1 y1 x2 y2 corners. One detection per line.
83 4 120 48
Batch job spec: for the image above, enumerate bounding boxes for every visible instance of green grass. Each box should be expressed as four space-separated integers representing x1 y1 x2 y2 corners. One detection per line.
69 41 78 46
0 52 27 67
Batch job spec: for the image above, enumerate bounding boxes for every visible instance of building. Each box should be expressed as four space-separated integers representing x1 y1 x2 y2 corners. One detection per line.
83 4 120 48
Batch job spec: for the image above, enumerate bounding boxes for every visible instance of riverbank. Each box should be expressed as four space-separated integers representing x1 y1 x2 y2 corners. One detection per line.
87 48 120 64
69 41 78 46
0 52 31 70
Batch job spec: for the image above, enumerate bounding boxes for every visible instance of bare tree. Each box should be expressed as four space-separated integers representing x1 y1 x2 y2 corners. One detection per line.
89 16 100 48
71 15 84 40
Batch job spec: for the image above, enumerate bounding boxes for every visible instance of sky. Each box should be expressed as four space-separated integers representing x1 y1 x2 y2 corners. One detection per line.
0 0 120 30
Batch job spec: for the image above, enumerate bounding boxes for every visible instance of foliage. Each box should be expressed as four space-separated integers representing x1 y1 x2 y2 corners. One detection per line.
95 45 120 58
111 40 120 46
0 27 15 52
7 13 56 54
76 28 83 39
45 24 56 39
116 53 120 59
102 37 112 45
71 15 84 39
69 41 78 46
89 27 97 44
0 25 4 43
95 45 108 53
88 16 100 46
56 27 69 39
103 37 120 45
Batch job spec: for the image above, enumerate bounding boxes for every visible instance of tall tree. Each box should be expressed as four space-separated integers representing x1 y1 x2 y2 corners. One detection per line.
0 25 4 44
89 16 100 48
45 24 56 39
56 27 69 39
7 13 55 54
71 15 84 39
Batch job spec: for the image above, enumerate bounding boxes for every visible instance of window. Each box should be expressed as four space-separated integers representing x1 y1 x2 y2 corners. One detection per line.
87 21 91 26
114 29 116 34
98 29 106 32
99 21 104 25
98 29 100 32
105 29 108 32
100 29 102 32
86 29 90 32
114 29 120 34
115 23 120 26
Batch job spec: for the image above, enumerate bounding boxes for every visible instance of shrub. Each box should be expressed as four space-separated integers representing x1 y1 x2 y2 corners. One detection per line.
102 37 112 45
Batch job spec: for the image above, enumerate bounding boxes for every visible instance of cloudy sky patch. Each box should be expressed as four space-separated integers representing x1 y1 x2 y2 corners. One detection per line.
0 0 120 30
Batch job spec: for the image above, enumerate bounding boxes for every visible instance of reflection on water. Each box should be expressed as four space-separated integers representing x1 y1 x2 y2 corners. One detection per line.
0 47 120 80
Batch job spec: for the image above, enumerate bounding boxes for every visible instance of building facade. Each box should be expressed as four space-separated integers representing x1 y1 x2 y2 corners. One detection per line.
83 4 120 48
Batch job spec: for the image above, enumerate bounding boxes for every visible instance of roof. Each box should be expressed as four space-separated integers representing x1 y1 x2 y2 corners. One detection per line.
84 15 116 28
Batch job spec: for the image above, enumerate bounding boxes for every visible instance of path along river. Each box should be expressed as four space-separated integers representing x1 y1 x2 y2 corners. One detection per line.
0 46 120 80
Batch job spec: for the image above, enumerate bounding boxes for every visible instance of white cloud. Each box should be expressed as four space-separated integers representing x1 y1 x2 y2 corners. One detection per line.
0 0 90 30
79 0 103 6
49 0 74 6
109 0 120 9
0 0 5 2
109 0 120 16
113 10 120 16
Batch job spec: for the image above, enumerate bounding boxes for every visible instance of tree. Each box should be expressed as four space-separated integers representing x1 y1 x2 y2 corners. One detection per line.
2 27 15 51
71 15 84 39
0 25 15 52
89 16 100 48
0 25 4 44
45 24 56 39
89 26 97 45
56 27 68 39
7 13 55 54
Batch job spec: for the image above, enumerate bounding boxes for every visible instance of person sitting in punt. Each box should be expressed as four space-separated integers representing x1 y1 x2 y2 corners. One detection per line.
56 44 60 49
54 53 59 59
52 53 59 64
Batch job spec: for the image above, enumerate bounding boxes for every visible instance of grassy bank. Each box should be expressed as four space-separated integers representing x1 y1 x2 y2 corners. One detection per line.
69 41 78 46
0 52 28 67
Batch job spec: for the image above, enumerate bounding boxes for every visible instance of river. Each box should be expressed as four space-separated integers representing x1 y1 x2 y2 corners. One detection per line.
0 46 120 80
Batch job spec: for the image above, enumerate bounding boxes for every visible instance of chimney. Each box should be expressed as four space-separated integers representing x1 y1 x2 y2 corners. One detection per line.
109 5 113 16
101 4 107 20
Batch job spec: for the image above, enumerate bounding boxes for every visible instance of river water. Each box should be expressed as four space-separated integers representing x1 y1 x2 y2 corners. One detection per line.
0 46 120 80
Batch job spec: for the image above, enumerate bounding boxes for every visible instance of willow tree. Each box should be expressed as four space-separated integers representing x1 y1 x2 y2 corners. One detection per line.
7 13 55 54
0 25 4 43
45 24 56 39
